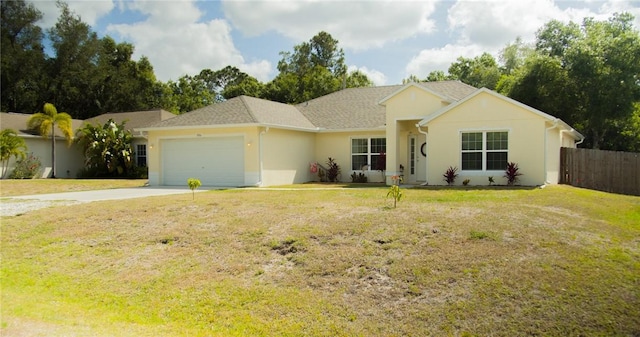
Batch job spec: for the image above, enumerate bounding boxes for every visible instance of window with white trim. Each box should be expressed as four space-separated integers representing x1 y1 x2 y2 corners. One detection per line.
136 144 147 167
461 131 508 171
351 138 386 170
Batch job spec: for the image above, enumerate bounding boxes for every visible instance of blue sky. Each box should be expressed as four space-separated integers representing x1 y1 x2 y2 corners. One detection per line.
29 0 640 85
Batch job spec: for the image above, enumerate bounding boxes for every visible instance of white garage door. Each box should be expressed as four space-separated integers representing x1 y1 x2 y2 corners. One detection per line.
161 137 244 186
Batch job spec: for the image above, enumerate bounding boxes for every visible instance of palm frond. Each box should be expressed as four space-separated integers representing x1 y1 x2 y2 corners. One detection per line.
54 112 74 144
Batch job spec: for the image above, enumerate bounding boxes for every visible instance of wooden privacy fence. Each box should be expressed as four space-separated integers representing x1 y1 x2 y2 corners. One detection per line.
560 147 640 196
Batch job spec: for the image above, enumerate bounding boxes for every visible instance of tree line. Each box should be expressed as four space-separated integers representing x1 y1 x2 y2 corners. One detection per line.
1 0 371 119
406 14 640 151
2 0 639 151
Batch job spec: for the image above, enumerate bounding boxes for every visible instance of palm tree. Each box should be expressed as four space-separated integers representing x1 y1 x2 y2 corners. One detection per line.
0 129 28 178
27 103 73 178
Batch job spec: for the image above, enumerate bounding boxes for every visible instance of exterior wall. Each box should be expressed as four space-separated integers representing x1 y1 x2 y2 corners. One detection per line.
3 136 84 178
261 128 316 186
383 86 450 183
425 91 548 186
315 130 386 183
546 127 580 184
145 126 260 186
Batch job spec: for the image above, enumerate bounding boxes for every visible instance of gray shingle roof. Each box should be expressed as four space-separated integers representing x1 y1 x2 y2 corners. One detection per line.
141 81 478 131
296 85 402 130
146 96 316 130
416 81 477 101
84 109 175 130
0 112 84 138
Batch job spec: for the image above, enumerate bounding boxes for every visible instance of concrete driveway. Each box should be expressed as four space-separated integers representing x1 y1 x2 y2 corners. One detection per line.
1 187 219 216
8 186 210 202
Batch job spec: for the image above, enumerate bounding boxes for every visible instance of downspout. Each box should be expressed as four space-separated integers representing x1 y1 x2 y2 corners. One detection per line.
416 123 428 185
257 127 269 186
544 119 559 185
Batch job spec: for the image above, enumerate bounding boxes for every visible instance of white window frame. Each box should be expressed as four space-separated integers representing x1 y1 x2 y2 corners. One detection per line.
460 130 509 172
136 144 147 167
351 137 386 171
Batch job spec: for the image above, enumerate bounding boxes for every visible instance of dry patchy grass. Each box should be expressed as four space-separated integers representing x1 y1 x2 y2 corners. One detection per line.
0 179 147 197
1 185 639 336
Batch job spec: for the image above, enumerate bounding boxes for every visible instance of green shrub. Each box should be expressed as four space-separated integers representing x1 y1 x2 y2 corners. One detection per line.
9 153 41 179
350 172 367 183
469 230 493 240
187 178 201 200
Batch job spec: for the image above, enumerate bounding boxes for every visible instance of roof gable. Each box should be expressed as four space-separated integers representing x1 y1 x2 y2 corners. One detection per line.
378 81 476 106
418 88 584 140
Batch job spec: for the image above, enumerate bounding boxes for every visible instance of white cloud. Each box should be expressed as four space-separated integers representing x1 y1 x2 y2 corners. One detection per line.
29 0 114 28
107 0 272 82
404 0 640 81
447 0 562 47
222 0 438 51
405 44 486 79
348 65 387 86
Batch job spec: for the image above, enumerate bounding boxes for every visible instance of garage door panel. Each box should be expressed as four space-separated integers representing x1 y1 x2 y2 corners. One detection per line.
161 137 244 186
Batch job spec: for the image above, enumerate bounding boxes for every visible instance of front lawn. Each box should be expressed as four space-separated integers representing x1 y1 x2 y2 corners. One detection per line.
0 179 147 197
1 185 639 336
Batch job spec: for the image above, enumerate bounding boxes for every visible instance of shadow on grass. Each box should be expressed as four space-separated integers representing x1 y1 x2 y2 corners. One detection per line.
409 185 540 191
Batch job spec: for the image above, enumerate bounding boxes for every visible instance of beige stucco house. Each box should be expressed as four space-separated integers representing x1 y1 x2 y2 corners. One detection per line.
139 81 584 187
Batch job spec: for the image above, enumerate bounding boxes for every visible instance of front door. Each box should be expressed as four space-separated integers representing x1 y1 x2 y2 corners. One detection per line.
408 134 426 183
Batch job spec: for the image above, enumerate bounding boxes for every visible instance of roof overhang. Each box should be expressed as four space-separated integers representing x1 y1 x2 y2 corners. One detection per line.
135 123 320 133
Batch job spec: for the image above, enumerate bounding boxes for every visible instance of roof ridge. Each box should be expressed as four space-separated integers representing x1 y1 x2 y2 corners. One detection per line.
237 95 261 123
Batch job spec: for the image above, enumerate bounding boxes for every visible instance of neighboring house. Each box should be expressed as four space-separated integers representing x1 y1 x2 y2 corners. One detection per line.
84 109 175 167
0 109 175 178
138 81 584 187
0 112 85 178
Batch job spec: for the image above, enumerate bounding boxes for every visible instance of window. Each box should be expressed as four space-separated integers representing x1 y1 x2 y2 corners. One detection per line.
136 144 147 167
461 131 508 171
351 138 386 170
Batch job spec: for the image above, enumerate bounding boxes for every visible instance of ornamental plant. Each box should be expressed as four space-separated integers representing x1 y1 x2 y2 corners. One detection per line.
387 175 403 208
76 118 134 177
187 178 201 200
9 153 42 179
504 162 523 186
326 157 340 182
443 166 458 185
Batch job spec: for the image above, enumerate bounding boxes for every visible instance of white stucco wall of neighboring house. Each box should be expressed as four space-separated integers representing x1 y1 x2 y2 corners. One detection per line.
3 136 84 178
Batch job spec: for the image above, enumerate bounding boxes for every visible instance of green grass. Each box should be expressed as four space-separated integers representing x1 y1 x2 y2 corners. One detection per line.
0 178 147 197
2 184 639 336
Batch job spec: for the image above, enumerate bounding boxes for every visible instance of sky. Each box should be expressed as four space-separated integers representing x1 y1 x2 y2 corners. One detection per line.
28 0 640 86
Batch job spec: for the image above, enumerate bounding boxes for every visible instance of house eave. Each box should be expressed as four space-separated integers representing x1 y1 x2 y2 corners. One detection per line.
315 126 386 133
136 123 319 133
